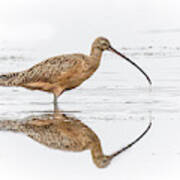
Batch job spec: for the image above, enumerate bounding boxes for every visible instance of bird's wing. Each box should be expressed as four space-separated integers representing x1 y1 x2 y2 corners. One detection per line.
26 119 54 126
22 55 82 84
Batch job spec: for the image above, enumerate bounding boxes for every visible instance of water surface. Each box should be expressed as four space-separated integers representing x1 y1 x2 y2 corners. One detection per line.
0 37 180 179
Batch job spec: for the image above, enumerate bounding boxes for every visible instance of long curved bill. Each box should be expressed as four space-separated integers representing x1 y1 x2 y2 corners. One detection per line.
109 121 152 160
109 46 152 85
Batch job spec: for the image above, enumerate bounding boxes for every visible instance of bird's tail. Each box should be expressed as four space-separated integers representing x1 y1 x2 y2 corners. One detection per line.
0 120 23 132
0 72 24 86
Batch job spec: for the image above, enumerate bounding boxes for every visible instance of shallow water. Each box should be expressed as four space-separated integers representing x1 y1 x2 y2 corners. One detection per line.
0 37 180 179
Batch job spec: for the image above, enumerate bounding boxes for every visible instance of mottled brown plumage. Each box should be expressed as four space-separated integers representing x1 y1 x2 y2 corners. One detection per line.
0 109 151 168
0 37 152 106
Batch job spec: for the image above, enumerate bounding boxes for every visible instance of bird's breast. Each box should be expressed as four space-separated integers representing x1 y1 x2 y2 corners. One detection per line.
63 61 99 90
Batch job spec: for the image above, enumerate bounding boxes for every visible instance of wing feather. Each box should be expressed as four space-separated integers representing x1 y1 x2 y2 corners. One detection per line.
23 55 81 84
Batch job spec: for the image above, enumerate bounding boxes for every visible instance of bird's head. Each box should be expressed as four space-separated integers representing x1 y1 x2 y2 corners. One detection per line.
92 37 111 51
93 155 112 168
92 36 152 85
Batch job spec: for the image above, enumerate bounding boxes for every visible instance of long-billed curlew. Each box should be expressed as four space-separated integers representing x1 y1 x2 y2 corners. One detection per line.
0 109 151 168
0 37 152 106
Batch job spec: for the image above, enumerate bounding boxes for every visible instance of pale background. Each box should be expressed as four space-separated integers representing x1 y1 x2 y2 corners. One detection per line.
0 0 180 180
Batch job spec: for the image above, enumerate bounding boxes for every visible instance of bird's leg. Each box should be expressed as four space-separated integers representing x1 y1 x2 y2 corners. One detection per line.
53 87 64 111
53 94 59 111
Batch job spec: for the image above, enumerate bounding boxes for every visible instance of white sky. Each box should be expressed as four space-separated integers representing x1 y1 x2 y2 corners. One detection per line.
0 0 179 49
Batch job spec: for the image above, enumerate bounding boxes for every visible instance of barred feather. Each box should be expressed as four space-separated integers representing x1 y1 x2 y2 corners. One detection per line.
0 120 23 132
0 72 23 86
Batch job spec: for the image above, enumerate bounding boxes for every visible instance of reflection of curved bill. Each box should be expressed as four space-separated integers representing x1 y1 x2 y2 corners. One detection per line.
0 109 151 168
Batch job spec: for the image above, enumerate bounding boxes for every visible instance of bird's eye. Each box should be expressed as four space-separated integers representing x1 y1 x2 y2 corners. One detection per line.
102 159 107 163
102 43 107 46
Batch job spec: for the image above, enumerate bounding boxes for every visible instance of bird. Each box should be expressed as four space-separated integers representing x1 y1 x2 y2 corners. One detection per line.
0 37 152 107
0 108 151 168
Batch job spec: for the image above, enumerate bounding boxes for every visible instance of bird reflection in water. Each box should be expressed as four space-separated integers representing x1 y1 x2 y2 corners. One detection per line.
0 109 151 168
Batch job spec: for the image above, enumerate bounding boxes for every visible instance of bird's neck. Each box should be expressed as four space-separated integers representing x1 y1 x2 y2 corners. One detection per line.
90 47 103 61
91 143 104 166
